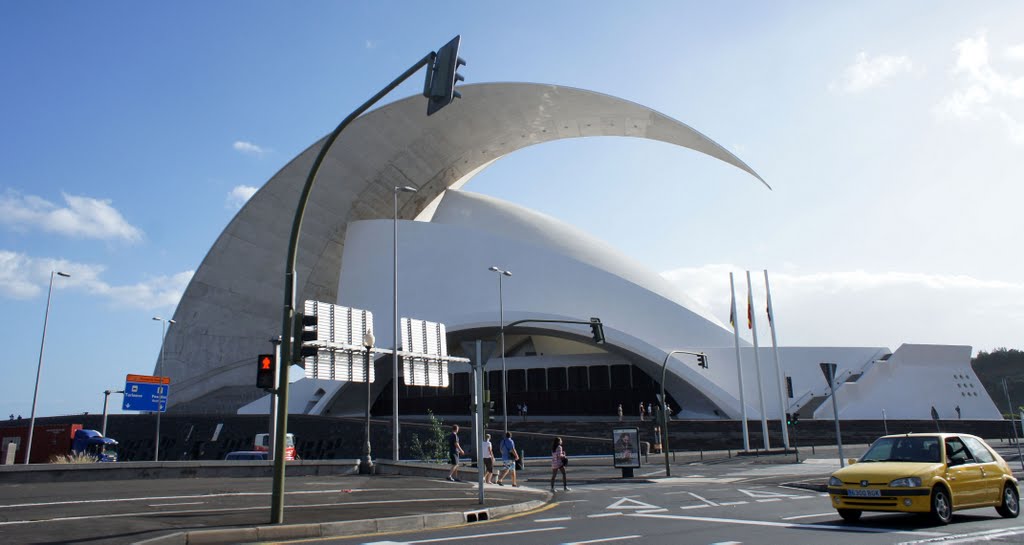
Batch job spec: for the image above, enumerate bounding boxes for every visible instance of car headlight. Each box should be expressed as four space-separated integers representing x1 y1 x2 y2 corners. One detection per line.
889 477 922 487
829 476 843 486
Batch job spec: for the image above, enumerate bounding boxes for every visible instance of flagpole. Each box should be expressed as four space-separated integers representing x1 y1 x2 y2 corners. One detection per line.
730 273 750 452
747 271 770 451
764 270 790 450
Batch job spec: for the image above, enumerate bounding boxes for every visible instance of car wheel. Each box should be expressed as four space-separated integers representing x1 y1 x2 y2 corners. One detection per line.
997 483 1020 518
837 508 861 522
930 486 953 525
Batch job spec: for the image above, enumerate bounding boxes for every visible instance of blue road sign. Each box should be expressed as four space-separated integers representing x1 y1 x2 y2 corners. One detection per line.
123 374 170 412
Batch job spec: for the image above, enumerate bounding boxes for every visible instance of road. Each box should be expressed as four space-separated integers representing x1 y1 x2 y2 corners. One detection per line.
291 451 1024 545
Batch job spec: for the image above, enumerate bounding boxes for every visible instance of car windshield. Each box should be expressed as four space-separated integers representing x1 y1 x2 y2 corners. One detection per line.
860 436 941 463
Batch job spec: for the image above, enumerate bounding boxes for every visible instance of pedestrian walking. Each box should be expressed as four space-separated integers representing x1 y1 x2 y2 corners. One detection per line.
617 404 623 422
550 437 570 492
647 402 653 416
481 433 495 484
447 424 464 482
522 402 528 422
639 401 645 421
497 431 519 487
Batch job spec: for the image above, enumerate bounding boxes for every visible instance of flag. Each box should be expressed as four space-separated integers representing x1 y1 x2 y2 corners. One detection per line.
747 292 753 330
729 291 736 328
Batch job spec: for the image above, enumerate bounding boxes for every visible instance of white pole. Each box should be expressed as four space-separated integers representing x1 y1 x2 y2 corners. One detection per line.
475 340 485 504
729 273 750 452
25 270 68 464
763 270 790 449
392 188 400 462
746 271 770 451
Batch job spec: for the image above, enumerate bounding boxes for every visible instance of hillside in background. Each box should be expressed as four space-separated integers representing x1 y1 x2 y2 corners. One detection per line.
972 348 1024 415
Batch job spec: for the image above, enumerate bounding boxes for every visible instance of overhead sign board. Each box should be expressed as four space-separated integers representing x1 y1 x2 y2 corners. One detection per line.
401 317 450 387
302 300 374 382
123 374 170 412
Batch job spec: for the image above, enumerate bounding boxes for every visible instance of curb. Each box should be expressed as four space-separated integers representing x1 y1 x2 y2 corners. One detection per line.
133 498 550 545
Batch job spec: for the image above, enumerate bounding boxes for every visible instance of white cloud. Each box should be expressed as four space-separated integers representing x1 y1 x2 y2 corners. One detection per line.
1007 44 1024 61
226 185 259 209
661 264 1024 354
233 140 269 156
0 191 143 242
0 250 192 309
832 51 913 93
935 32 1024 144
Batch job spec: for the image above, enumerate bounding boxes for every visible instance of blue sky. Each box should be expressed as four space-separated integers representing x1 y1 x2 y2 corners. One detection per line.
2 1 1023 418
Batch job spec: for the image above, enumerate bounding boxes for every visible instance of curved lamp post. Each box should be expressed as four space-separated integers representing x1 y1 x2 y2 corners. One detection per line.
393 185 417 461
24 270 70 464
361 329 375 474
488 266 512 434
660 350 706 478
152 316 175 462
101 389 124 437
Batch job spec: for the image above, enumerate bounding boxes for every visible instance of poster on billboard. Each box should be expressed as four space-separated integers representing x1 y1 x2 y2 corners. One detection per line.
612 427 640 468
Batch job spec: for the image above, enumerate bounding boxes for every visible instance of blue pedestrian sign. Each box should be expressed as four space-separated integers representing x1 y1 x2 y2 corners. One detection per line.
123 374 170 412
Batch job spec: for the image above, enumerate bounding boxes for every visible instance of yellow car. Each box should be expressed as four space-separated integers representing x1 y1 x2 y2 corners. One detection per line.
827 433 1019 524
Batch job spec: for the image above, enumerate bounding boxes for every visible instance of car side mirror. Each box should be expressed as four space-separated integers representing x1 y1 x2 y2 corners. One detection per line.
847 458 858 465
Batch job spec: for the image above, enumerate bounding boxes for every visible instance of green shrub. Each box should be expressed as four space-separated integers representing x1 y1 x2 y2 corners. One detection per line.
51 452 98 464
409 409 447 463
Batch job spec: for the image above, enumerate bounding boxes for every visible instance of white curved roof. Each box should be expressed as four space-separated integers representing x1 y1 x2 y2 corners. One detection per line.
161 82 767 410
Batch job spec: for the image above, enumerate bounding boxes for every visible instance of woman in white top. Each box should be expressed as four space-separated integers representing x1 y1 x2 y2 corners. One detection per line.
550 436 570 492
481 434 494 484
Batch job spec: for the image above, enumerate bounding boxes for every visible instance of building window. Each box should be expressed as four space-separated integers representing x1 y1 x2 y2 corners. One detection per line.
547 367 567 391
527 368 546 391
589 365 610 390
610 365 632 389
568 366 589 391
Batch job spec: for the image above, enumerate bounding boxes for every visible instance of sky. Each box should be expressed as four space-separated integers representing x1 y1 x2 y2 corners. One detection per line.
2 1 1023 419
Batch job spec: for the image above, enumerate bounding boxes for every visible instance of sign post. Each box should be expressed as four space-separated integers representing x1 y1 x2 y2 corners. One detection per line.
820 363 844 467
123 374 169 461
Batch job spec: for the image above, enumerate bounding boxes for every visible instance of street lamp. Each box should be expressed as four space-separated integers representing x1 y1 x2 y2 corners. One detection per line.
488 266 512 434
152 316 175 462
101 389 124 437
393 184 417 461
361 329 375 474
659 350 706 478
24 270 70 464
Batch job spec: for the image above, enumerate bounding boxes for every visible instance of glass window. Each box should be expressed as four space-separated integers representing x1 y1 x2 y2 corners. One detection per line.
961 436 996 463
453 373 470 396
527 368 546 391
547 368 567 391
508 369 526 393
610 365 631 389
861 436 940 462
568 366 588 391
589 366 610 390
945 437 975 465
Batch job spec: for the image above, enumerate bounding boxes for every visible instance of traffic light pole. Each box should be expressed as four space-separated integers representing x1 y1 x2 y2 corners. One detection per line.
272 52 437 525
660 349 708 478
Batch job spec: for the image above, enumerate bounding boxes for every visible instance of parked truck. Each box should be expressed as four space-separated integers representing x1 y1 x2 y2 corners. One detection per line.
0 423 117 463
254 433 296 460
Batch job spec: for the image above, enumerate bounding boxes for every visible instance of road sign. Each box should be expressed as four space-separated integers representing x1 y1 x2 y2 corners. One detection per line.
819 362 837 388
401 317 450 387
123 374 170 412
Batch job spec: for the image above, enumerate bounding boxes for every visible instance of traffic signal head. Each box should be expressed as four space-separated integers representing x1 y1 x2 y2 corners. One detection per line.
697 353 708 369
425 35 466 116
792 413 799 425
786 412 792 426
296 312 319 360
589 317 605 343
257 354 276 389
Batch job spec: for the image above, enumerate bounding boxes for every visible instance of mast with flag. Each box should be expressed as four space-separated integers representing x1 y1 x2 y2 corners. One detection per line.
746 271 770 451
730 273 750 452
764 270 790 449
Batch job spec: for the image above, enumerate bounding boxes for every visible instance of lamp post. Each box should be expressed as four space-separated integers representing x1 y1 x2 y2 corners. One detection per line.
152 316 175 462
659 350 691 478
488 266 512 434
24 270 70 464
393 185 417 461
101 389 124 437
361 329 375 474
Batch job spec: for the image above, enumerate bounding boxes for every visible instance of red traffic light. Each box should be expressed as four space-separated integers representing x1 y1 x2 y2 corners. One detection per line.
257 353 276 389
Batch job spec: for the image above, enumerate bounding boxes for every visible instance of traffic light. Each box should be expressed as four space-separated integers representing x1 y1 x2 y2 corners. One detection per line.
425 35 466 116
295 312 319 361
792 413 799 426
786 412 792 426
697 353 708 369
483 390 492 428
257 354 276 389
589 317 605 343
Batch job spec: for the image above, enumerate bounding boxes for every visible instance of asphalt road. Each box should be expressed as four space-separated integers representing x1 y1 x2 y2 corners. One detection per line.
286 448 1024 545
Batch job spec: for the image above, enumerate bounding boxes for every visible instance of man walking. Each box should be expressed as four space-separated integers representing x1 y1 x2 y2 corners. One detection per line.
447 424 464 482
497 431 519 487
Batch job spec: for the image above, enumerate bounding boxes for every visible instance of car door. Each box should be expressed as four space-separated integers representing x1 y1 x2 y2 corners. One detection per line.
945 437 984 507
961 435 1004 505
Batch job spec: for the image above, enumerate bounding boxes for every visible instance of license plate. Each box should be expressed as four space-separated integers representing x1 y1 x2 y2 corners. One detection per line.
847 489 881 497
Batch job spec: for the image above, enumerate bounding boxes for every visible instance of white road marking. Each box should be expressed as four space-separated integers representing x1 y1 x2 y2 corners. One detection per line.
679 505 710 510
718 501 748 506
606 497 662 510
560 535 642 545
781 512 836 520
789 496 816 500
556 500 590 503
755 498 782 503
627 512 947 537
896 526 1024 544
635 508 668 514
148 502 205 507
0 497 480 527
709 542 743 545
535 517 572 522
588 512 623 518
687 492 718 506
738 488 800 499
395 526 566 543
641 469 665 477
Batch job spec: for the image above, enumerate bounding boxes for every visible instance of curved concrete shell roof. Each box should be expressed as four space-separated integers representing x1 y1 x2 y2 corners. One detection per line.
162 82 767 411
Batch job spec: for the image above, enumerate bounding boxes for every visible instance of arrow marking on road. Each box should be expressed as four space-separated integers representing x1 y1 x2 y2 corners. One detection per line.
606 497 661 511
